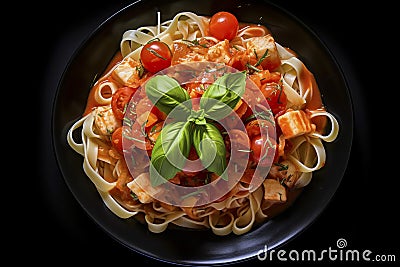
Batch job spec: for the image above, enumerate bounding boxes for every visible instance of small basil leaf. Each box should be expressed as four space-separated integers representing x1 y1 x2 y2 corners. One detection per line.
187 109 207 125
200 72 246 121
150 121 193 187
193 123 227 180
145 75 192 118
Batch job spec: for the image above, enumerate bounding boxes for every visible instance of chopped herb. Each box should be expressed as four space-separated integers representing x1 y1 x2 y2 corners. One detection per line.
246 63 261 72
136 64 145 78
254 49 269 67
122 134 146 144
123 117 133 127
244 110 274 124
145 37 161 44
146 47 167 60
274 162 288 171
130 191 139 201
180 189 204 200
253 49 258 59
182 39 209 48
140 120 148 137
150 124 158 134
237 149 253 153
233 45 241 50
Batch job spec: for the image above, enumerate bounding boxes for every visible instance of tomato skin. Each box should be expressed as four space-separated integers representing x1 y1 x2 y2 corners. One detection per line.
111 126 124 154
111 87 136 120
250 135 277 167
209 11 239 41
140 41 172 73
261 83 287 115
245 119 275 139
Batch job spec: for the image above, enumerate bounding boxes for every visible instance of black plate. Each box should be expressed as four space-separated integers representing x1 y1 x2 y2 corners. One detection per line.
52 0 353 265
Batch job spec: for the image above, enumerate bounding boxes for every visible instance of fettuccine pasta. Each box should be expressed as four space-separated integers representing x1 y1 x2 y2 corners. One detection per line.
67 11 339 236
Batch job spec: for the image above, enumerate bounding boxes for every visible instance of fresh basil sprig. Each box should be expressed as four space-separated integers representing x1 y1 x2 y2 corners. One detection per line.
200 71 246 120
145 72 246 187
150 121 192 187
193 123 227 180
145 75 192 119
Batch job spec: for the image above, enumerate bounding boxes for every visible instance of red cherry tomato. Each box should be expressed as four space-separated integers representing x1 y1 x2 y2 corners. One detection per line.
209 11 239 41
111 126 124 154
111 86 137 120
250 135 277 167
140 40 172 73
261 83 287 115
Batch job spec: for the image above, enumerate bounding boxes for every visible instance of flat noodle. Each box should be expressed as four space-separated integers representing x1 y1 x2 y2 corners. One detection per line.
309 110 339 142
288 135 326 173
120 11 208 59
232 187 263 235
209 211 235 236
94 81 118 105
98 190 139 219
66 10 340 236
145 211 186 233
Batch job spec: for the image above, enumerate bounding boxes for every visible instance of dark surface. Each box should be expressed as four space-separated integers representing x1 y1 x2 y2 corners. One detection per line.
34 0 397 265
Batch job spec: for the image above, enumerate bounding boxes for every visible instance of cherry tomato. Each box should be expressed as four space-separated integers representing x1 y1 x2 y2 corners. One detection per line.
209 11 239 41
111 126 124 154
111 87 136 120
140 40 172 73
181 146 202 178
250 135 277 167
245 119 275 139
261 83 287 115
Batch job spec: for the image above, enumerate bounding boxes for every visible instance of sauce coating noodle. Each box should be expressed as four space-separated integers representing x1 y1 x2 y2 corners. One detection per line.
67 11 339 235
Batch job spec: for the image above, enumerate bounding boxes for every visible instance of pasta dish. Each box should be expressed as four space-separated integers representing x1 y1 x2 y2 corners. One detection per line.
67 11 339 236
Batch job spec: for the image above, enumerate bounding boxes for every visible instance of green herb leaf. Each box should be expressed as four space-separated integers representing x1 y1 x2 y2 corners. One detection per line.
145 75 192 118
200 72 246 121
187 109 207 125
193 123 227 180
254 49 269 67
150 121 193 187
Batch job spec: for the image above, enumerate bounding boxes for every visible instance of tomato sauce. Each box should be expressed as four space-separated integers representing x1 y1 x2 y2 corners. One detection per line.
83 52 123 115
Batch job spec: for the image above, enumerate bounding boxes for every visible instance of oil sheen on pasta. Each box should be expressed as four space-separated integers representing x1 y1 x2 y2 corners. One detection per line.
67 11 339 236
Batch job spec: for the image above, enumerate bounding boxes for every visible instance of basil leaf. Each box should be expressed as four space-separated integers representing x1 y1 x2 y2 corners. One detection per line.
145 75 192 118
193 123 227 180
150 121 193 187
200 72 246 121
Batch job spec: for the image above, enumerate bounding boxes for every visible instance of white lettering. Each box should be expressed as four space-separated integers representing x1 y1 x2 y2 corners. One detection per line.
257 245 268 261
362 250 372 261
289 250 299 261
328 247 337 261
277 250 286 261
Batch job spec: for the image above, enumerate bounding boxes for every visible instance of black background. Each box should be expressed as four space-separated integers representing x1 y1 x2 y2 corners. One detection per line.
31 0 397 265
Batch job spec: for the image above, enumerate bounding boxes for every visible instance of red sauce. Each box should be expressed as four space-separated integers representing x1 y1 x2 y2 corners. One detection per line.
81 21 329 219
83 52 123 115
